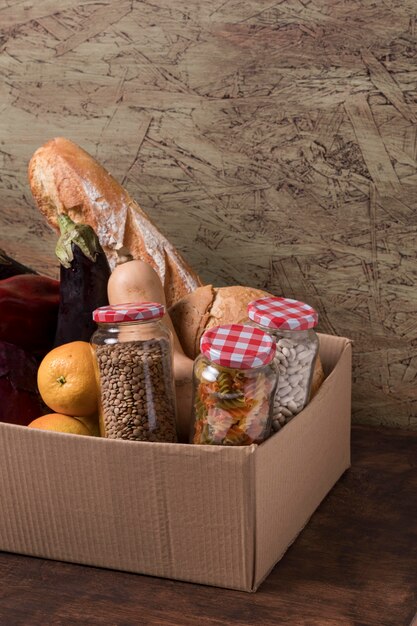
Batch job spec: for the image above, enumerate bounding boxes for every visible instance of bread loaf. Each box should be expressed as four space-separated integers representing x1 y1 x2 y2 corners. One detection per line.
169 285 273 358
169 284 325 393
310 357 325 399
28 137 202 307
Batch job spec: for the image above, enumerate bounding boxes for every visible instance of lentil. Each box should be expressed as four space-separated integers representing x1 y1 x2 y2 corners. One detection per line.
94 338 177 442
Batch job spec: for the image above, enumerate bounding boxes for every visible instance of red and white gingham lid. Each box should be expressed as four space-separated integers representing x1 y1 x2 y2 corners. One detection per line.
200 324 276 369
247 297 318 331
93 302 165 323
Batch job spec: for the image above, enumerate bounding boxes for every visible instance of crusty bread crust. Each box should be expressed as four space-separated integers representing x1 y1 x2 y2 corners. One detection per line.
310 356 325 398
28 137 202 307
169 285 215 359
169 285 271 358
205 285 270 331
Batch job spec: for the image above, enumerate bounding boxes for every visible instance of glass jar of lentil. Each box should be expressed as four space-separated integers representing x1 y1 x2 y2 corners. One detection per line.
191 324 278 446
91 302 177 442
247 297 319 432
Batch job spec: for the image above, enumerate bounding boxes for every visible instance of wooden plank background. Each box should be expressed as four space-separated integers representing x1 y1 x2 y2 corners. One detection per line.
0 0 416 429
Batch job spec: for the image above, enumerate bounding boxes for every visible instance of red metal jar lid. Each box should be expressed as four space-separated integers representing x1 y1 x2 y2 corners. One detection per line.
247 297 318 331
93 302 165 323
200 323 276 369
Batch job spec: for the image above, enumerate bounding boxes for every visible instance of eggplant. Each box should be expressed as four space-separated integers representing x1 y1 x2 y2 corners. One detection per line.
54 214 110 346
0 248 37 280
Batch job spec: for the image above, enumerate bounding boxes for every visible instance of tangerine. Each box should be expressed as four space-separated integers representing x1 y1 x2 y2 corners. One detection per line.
76 413 100 437
37 341 98 417
28 413 92 436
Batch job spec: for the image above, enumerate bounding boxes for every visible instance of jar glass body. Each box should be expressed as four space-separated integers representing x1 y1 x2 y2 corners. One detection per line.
264 327 319 430
191 355 277 446
91 319 177 442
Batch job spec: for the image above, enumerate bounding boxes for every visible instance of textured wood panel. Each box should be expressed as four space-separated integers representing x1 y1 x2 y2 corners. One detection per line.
0 1 416 428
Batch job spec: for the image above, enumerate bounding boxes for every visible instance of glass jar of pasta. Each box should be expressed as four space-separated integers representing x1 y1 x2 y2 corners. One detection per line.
247 297 319 432
191 324 278 446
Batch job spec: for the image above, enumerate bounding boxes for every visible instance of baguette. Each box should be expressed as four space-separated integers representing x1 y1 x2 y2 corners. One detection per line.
28 137 202 307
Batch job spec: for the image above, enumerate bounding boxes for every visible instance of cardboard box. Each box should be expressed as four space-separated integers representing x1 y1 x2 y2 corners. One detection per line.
0 333 351 592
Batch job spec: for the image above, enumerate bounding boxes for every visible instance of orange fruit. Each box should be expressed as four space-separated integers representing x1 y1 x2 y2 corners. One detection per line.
28 413 92 436
37 341 98 417
76 413 100 437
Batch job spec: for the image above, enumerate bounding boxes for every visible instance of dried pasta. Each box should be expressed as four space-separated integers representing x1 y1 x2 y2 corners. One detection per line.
192 358 274 446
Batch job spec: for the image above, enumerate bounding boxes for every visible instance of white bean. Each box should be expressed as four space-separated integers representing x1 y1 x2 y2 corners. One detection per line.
279 385 292 398
294 389 306 402
270 333 318 428
275 354 288 367
295 344 307 354
289 374 303 386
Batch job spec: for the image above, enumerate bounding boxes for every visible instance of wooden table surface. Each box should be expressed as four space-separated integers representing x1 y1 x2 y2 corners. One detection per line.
0 425 416 626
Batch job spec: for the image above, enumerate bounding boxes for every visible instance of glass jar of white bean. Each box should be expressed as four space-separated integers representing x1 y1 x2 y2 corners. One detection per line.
247 297 319 432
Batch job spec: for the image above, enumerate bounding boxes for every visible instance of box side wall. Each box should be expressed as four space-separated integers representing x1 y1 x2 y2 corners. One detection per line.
0 426 256 591
317 332 350 376
253 337 352 589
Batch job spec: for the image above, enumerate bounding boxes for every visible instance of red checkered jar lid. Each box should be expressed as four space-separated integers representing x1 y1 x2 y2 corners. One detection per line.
247 297 318 331
200 324 276 369
93 302 165 323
